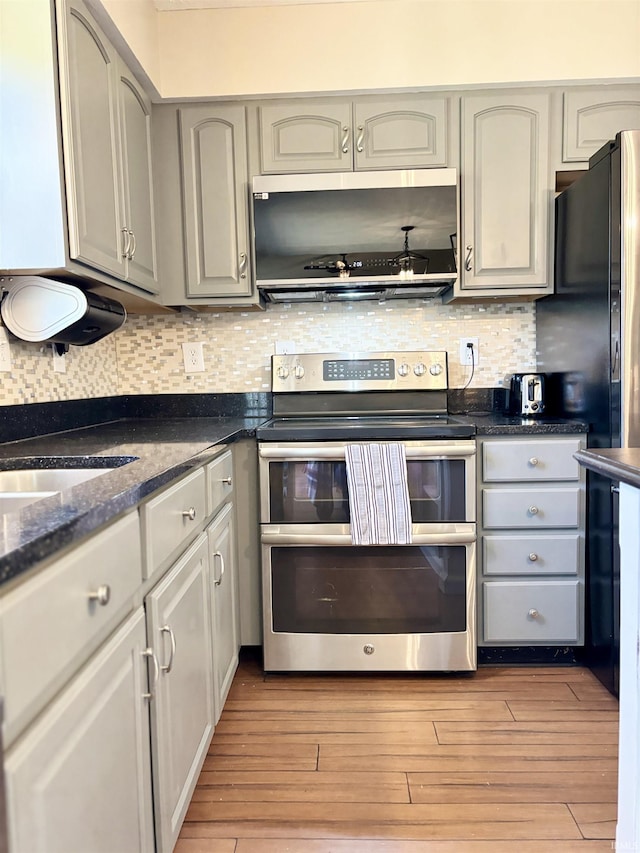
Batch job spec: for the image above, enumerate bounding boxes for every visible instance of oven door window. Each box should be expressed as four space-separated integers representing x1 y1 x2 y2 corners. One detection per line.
270 545 467 634
268 460 467 523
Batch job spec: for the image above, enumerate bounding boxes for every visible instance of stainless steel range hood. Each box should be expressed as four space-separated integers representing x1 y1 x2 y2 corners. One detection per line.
252 170 459 303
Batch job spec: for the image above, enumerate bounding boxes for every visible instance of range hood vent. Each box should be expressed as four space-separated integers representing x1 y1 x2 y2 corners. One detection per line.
252 169 459 304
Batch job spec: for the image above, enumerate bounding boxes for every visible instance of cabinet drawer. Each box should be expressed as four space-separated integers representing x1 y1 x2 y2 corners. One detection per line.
483 533 580 575
482 487 580 529
483 580 580 643
482 438 582 482
0 511 142 744
207 449 233 518
141 467 206 579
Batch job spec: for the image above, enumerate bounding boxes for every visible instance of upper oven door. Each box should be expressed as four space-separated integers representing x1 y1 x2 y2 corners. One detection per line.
259 440 476 524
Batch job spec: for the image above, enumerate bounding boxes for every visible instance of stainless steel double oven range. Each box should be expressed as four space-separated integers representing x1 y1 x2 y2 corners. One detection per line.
257 351 477 673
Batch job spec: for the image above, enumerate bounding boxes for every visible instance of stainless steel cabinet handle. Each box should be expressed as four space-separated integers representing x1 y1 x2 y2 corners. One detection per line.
221 476 232 486
142 648 160 700
182 506 197 521
528 505 539 515
239 252 247 279
213 550 225 585
356 124 365 153
528 457 539 467
128 229 136 260
464 245 473 272
528 608 539 619
88 584 111 606
528 553 539 562
341 125 350 154
160 625 176 674
121 227 131 259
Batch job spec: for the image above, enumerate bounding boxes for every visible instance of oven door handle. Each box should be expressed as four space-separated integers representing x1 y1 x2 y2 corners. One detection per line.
261 530 477 545
259 444 476 460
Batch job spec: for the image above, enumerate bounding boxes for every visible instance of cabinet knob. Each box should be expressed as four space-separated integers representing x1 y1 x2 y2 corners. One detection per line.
363 644 375 655
528 608 540 619
528 505 539 515
88 584 111 606
528 552 539 562
221 476 232 485
528 457 539 466
182 506 197 521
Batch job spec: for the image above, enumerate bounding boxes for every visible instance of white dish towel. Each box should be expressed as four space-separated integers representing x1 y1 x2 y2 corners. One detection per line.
344 443 413 545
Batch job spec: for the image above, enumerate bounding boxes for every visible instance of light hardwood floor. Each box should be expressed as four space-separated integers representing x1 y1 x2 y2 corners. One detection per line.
177 653 618 852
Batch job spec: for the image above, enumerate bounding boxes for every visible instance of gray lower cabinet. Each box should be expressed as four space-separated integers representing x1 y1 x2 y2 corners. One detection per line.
145 532 215 853
4 608 154 853
457 92 553 298
257 94 452 173
478 435 586 646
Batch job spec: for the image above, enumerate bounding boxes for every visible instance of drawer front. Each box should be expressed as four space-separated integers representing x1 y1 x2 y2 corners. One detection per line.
141 467 206 579
0 511 142 743
482 487 580 529
483 580 580 643
482 438 583 482
207 449 233 518
483 533 580 576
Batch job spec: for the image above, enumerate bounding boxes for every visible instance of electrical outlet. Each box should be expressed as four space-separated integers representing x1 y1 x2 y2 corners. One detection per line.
0 327 12 372
182 342 205 373
275 340 296 355
459 337 479 365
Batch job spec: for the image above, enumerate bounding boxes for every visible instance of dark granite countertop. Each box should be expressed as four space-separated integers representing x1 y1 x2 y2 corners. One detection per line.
452 412 588 435
575 447 640 488
0 416 263 587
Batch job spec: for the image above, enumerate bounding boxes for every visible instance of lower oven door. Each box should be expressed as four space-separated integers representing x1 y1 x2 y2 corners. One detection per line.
261 523 476 672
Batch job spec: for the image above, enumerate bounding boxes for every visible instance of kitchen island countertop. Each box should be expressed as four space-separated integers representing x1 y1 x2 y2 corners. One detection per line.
0 416 263 588
575 446 640 487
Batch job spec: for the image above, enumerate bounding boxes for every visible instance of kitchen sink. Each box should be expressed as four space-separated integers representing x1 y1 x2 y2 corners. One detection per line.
0 455 138 512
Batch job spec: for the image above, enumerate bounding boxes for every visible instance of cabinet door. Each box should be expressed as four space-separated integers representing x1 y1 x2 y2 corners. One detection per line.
258 100 353 172
207 502 240 723
460 92 551 292
146 533 214 853
61 0 126 279
179 105 252 298
5 608 154 853
354 96 449 170
117 57 159 293
563 86 640 162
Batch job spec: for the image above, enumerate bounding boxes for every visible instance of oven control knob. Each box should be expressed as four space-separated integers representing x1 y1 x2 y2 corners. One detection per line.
276 365 290 380
293 364 305 379
413 362 427 376
397 363 410 377
429 363 443 376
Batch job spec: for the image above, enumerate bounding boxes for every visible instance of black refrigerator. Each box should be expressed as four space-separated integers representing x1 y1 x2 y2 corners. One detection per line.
536 129 640 697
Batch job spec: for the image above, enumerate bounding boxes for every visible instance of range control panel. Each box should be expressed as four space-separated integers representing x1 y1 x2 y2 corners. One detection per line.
271 351 448 393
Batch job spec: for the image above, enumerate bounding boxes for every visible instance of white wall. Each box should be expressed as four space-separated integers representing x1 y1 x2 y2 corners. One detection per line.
98 0 640 99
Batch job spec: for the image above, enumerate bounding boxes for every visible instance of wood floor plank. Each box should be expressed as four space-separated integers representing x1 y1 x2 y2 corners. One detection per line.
434 720 618 744
408 770 618 803
183 802 583 841
174 840 236 853
508 700 618 722
232 841 615 853
204 741 318 772
568 803 618 839
211 730 438 746
189 771 410 803
221 701 515 722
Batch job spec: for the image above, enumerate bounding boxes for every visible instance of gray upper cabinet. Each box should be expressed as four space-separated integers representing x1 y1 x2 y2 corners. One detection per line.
562 86 640 163
60 0 159 294
457 92 553 297
258 95 451 173
179 105 252 300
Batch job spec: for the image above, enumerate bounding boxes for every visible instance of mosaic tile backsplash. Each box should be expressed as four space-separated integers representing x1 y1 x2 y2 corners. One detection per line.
0 300 536 406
